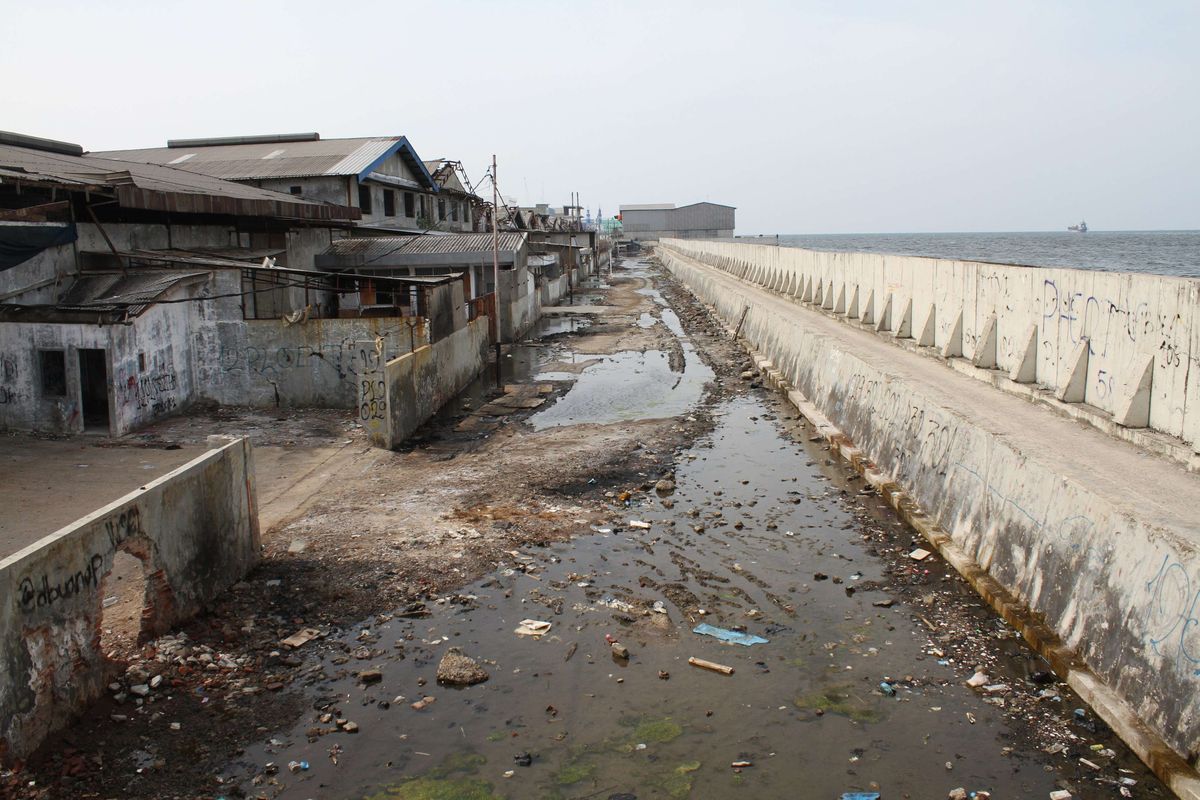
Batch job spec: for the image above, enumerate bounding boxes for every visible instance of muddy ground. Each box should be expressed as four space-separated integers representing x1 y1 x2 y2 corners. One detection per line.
1 257 1168 800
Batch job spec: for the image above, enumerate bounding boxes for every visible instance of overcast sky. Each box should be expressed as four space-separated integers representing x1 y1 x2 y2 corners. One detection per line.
3 1 1197 233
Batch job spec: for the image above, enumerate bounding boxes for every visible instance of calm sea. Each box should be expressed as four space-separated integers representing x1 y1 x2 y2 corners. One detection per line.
773 231 1200 278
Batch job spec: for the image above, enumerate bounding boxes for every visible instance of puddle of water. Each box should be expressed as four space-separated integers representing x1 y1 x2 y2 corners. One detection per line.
528 347 713 430
227 397 1154 799
535 316 593 337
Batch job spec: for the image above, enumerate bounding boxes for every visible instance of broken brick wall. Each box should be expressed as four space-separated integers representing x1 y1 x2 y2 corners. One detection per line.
0 437 260 761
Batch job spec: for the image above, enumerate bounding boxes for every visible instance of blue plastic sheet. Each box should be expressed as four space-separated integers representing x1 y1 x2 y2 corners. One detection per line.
692 623 768 646
841 794 881 800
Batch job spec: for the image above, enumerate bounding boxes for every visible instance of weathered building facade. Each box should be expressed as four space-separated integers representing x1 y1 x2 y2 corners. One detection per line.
0 132 473 437
97 133 478 235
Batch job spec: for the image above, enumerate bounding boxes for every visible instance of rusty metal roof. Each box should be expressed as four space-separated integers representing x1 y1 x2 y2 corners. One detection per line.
324 233 526 258
58 270 209 314
0 143 360 222
94 136 438 188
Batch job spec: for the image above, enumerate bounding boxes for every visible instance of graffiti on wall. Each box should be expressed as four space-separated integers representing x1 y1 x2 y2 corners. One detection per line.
17 505 146 614
0 353 18 405
1144 555 1200 676
120 370 180 415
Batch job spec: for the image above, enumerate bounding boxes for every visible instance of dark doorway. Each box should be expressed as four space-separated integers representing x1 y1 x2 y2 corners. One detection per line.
78 349 110 431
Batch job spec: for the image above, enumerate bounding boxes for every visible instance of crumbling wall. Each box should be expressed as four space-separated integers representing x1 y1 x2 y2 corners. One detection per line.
366 317 489 448
0 437 259 761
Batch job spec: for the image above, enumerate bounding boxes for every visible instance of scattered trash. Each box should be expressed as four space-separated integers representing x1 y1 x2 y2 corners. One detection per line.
652 600 668 614
693 623 769 646
287 760 309 773
1049 791 1072 800
629 520 652 529
731 760 753 769
514 619 553 637
872 599 895 608
948 790 967 800
688 656 735 675
611 642 630 659
842 794 881 800
966 671 989 688
436 647 490 685
879 681 896 697
514 752 533 767
281 628 321 648
966 712 976 724
658 670 670 680
909 548 933 561
359 667 383 684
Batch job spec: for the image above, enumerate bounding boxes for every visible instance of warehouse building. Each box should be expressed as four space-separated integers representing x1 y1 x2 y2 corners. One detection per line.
619 201 735 241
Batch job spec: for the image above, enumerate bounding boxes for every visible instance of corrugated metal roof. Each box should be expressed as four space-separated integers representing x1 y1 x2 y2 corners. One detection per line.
57 270 208 313
620 203 675 211
324 233 526 259
0 143 360 222
94 136 438 187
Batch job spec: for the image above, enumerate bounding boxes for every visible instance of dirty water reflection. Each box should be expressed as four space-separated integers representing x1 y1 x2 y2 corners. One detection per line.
231 397 1146 799
528 346 713 431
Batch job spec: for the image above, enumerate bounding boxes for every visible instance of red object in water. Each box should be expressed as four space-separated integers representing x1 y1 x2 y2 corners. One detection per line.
605 634 617 644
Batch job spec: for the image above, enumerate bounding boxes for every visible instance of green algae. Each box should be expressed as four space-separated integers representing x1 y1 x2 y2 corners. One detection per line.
652 760 701 798
363 777 500 800
425 751 486 779
632 717 683 744
554 759 597 786
794 683 883 723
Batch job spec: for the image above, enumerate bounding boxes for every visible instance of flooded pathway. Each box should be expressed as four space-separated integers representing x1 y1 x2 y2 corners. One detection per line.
218 258 1166 800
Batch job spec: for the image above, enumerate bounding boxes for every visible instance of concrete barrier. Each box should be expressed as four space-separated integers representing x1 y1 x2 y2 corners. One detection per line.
658 240 1200 797
366 317 490 448
663 239 1200 454
0 437 259 761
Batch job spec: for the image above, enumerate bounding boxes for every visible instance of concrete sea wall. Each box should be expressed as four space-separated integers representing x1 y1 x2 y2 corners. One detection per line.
664 239 1200 454
0 437 260 761
366 317 490 448
658 239 1200 795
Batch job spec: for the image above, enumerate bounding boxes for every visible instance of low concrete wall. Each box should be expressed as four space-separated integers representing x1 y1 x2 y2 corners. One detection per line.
199 316 427 408
367 317 490 448
0 437 260 761
659 242 1200 792
663 239 1200 451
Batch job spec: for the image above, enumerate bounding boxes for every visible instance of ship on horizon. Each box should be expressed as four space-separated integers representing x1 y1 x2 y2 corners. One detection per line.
1068 220 1088 232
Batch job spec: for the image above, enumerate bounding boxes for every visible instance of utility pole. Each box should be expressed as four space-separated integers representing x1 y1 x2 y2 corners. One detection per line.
491 154 502 385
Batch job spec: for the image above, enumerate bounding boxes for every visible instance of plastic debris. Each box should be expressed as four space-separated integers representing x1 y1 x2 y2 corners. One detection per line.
514 619 552 637
629 520 652 529
842 794 882 800
879 681 896 697
910 548 933 561
688 656 735 675
1049 791 1072 800
693 623 768 646
966 671 989 688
